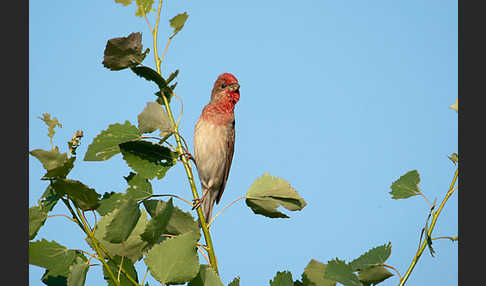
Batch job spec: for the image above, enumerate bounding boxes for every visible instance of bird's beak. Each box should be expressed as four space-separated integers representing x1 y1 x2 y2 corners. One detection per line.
229 83 240 91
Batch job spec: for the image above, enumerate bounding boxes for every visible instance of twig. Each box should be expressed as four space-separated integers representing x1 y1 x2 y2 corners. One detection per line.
179 134 190 154
399 168 458 286
197 245 210 265
141 269 149 286
208 196 246 227
151 0 219 273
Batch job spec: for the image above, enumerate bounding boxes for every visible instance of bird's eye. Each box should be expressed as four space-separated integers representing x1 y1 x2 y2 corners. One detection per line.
221 84 227 89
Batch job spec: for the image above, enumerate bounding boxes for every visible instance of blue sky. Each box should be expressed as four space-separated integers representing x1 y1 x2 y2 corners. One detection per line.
29 1 458 285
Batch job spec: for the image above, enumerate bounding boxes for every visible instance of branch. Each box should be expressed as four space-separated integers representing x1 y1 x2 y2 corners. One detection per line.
150 0 219 274
399 168 458 286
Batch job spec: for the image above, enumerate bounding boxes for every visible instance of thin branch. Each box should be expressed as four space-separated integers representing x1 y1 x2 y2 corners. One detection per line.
151 0 219 273
208 196 246 227
149 194 193 206
73 249 98 261
82 210 92 232
399 168 458 286
141 269 149 286
197 245 210 265
382 264 402 281
118 248 125 281
179 134 190 154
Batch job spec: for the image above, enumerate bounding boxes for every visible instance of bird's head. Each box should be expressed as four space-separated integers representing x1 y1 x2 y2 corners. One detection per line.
210 73 240 105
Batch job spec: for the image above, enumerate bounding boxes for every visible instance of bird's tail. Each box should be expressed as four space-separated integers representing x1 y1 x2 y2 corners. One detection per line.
199 188 217 228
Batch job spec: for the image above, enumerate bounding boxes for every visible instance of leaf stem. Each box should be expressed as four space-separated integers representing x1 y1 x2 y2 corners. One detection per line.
417 190 433 209
431 236 458 241
150 0 219 274
398 168 458 286
160 38 171 66
382 264 402 281
149 194 193 206
208 196 246 227
47 214 78 222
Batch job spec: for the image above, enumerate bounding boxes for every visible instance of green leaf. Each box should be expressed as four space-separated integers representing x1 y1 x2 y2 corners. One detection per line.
143 199 199 236
228 276 240 286
119 140 178 180
41 269 67 286
96 192 125 216
43 157 75 180
39 185 62 212
389 170 421 200
137 102 173 137
270 271 294 286
169 12 188 38
124 172 153 201
84 121 141 161
51 178 101 211
135 0 154 17
89 210 149 262
30 149 68 172
130 65 173 103
188 265 224 286
38 113 62 142
104 198 141 243
67 256 89 286
357 266 393 286
324 259 361 286
29 239 77 276
448 153 458 165
302 259 336 286
141 198 174 244
102 32 148 71
144 231 200 284
349 243 392 271
103 256 139 286
115 0 132 6
29 206 48 240
449 99 458 112
246 173 307 218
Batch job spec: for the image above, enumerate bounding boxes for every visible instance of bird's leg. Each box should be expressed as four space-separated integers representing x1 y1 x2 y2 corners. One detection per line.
192 188 210 210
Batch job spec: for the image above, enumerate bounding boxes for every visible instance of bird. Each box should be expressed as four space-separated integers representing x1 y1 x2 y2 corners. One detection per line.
193 73 240 226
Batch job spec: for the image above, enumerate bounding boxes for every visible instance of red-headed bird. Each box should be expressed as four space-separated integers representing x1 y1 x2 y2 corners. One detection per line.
193 73 240 225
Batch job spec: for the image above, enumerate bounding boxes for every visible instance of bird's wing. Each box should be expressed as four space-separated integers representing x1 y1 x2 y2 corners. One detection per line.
216 119 235 204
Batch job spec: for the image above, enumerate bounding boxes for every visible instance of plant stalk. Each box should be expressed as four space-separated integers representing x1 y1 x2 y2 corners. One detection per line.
151 0 219 274
74 206 122 286
398 168 458 286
